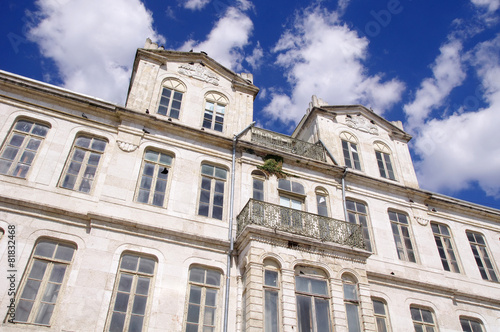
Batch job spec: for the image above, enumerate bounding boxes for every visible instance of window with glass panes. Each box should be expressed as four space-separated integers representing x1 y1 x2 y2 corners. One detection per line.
185 266 221 332
198 164 227 220
389 210 416 262
372 298 391 332
107 254 156 332
343 274 361 332
136 150 173 207
0 119 49 178
460 317 484 332
340 132 361 170
252 171 265 201
346 199 372 251
15 240 75 325
157 79 185 119
295 267 331 332
278 179 305 228
264 268 280 332
466 231 498 282
60 136 107 193
374 143 395 180
316 188 329 217
202 93 227 132
410 306 438 332
431 222 460 273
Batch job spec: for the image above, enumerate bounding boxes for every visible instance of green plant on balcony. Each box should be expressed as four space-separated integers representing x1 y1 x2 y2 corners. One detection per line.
257 155 289 178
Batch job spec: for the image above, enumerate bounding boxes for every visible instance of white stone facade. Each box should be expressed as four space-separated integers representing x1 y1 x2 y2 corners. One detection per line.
0 43 499 332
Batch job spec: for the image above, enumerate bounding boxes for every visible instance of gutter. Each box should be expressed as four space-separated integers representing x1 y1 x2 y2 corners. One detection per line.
223 121 255 332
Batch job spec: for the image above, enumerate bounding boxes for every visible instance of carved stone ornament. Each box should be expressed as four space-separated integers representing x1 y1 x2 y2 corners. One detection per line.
178 63 219 86
117 141 138 152
346 114 379 135
414 216 430 226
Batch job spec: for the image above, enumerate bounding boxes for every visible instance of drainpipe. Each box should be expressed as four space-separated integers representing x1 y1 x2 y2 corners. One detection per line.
342 167 349 222
318 139 338 165
224 121 255 332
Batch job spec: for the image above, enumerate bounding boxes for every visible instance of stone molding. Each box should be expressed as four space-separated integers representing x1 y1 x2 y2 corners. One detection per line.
178 63 220 86
117 140 139 152
346 114 379 135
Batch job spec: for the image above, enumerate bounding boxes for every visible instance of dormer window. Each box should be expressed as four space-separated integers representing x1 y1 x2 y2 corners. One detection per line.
157 79 186 119
203 92 227 132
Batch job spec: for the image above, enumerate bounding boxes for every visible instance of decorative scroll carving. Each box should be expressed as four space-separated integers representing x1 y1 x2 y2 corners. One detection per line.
117 141 138 152
178 63 219 86
346 114 379 135
250 127 326 162
414 217 430 226
237 199 365 249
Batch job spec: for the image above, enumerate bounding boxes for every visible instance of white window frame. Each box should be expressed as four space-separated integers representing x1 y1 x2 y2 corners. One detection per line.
372 298 391 332
135 149 173 208
466 231 499 282
197 164 228 220
431 222 460 273
346 199 373 251
340 132 362 171
184 266 222 332
388 210 416 262
252 170 266 201
0 118 50 179
106 253 157 332
14 239 76 326
459 316 485 332
374 142 395 180
410 306 438 332
202 92 228 132
157 79 186 119
59 135 107 193
343 274 362 332
263 259 281 332
315 187 329 217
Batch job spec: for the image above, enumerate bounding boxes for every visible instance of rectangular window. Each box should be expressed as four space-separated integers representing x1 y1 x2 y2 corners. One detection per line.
264 269 279 332
158 87 183 119
460 317 484 332
410 306 437 332
389 211 416 262
60 136 107 193
185 266 222 332
0 119 49 178
431 223 460 273
343 275 361 332
342 140 361 170
346 200 372 251
135 150 173 207
15 240 75 325
375 151 395 180
316 193 328 217
198 164 227 220
466 231 498 282
372 299 391 332
203 102 225 132
295 273 331 332
253 177 264 201
107 254 156 332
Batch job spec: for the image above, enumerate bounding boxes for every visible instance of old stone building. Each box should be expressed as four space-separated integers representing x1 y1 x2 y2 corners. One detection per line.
0 39 499 331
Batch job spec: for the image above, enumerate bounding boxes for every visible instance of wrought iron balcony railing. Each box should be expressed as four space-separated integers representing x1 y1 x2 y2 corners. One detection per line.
237 199 365 249
250 127 327 162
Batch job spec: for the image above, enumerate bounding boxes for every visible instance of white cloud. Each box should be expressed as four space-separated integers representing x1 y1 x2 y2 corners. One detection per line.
183 0 211 10
263 6 405 125
180 7 253 71
403 40 466 133
471 0 500 12
245 42 263 70
413 35 500 198
28 0 164 105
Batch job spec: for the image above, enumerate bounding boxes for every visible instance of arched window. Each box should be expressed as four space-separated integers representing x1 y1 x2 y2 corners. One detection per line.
251 170 266 201
106 253 157 332
460 316 485 332
410 306 438 331
278 179 305 228
0 118 50 179
157 79 186 119
263 258 281 332
342 274 361 332
346 199 372 251
135 149 173 207
431 222 460 273
315 187 329 217
198 163 228 220
388 210 416 262
372 298 391 332
203 92 228 132
374 142 395 180
340 132 361 170
466 231 498 282
59 135 107 193
295 266 331 332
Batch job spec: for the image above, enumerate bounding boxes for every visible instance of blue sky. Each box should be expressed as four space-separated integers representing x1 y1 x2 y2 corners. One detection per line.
2 0 500 209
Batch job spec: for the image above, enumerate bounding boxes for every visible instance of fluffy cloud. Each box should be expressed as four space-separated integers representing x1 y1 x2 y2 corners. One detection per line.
28 0 164 105
412 35 500 197
471 0 500 12
403 40 466 133
183 0 211 10
180 6 253 71
263 6 404 125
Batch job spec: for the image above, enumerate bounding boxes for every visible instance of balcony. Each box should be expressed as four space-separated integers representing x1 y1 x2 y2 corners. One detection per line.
250 127 327 162
236 199 365 249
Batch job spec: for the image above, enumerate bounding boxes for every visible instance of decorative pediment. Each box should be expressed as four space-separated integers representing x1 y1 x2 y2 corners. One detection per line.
178 63 219 86
346 114 379 135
